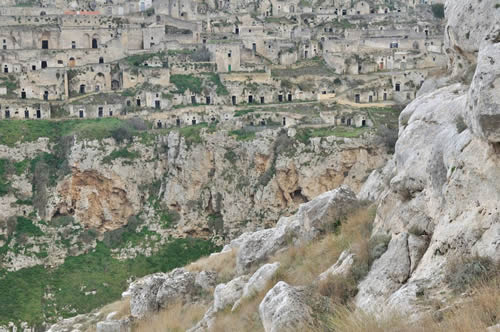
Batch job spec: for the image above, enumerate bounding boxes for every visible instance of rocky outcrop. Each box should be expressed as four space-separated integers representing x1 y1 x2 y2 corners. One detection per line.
466 26 500 143
319 250 355 280
96 320 130 332
229 185 358 273
355 0 500 317
233 262 281 310
0 127 387 271
259 281 315 332
128 268 213 318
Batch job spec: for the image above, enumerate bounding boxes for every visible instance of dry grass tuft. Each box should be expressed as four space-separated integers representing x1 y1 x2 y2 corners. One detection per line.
326 276 500 332
133 301 208 332
268 206 376 286
318 274 357 304
99 297 130 319
186 249 237 283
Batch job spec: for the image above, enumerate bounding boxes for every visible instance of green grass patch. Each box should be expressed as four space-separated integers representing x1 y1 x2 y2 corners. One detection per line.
123 52 166 67
0 118 136 147
295 126 369 144
205 73 229 96
0 159 12 196
170 74 203 94
233 109 255 117
178 123 210 146
229 129 256 141
0 238 219 326
102 148 140 164
15 217 43 238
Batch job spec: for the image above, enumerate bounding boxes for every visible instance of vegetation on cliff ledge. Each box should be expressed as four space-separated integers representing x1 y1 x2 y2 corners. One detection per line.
0 238 219 327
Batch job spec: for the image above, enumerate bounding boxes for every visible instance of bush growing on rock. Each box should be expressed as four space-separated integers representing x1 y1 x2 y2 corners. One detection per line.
445 255 498 292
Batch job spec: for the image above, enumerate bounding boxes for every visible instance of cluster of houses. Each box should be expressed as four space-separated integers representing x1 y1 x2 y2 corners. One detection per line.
0 0 446 128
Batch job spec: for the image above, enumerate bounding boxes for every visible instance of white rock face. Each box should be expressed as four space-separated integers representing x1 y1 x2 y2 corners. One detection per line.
129 273 167 318
445 0 500 77
96 320 130 332
319 250 355 280
259 281 315 332
213 276 248 311
356 0 500 316
242 262 281 300
466 26 500 143
129 268 211 318
232 262 281 311
231 185 359 273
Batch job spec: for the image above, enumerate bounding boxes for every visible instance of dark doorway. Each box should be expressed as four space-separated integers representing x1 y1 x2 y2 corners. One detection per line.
278 95 283 102
252 43 256 52
24 110 29 118
191 96 196 104
287 94 292 102
260 96 265 104
41 61 47 69
21 91 26 99
155 100 161 109
383 93 387 101
98 107 103 117
232 96 236 105
79 110 84 118
5 110 10 118
235 27 239 35
42 40 48 49
136 99 141 106
192 118 197 125
99 57 104 64
206 96 211 105
355 94 360 103
3 66 8 73
248 95 253 103
282 117 286 126
362 119 366 127
157 121 162 128
43 91 48 100
79 85 86 94
176 118 180 126
92 39 98 49
347 118 352 126
395 83 401 92
36 109 41 119
369 95 373 102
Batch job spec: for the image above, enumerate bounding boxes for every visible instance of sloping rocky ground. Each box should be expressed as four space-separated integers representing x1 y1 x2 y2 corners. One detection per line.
56 0 500 331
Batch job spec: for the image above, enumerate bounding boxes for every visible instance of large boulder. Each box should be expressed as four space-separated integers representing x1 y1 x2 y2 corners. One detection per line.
213 276 248 312
96 320 130 332
156 268 197 310
233 185 358 273
129 273 167 318
233 262 281 311
319 250 355 280
466 26 500 143
129 268 213 318
444 0 499 77
259 281 315 332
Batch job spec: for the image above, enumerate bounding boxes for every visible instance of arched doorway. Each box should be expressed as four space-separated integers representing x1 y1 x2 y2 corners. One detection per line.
92 38 98 49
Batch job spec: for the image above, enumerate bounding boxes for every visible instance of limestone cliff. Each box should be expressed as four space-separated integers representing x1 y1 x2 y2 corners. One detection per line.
0 128 387 272
356 0 500 316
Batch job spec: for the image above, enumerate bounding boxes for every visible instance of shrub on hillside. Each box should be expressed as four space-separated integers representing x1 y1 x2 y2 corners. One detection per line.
111 126 133 144
446 255 498 292
375 125 398 154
